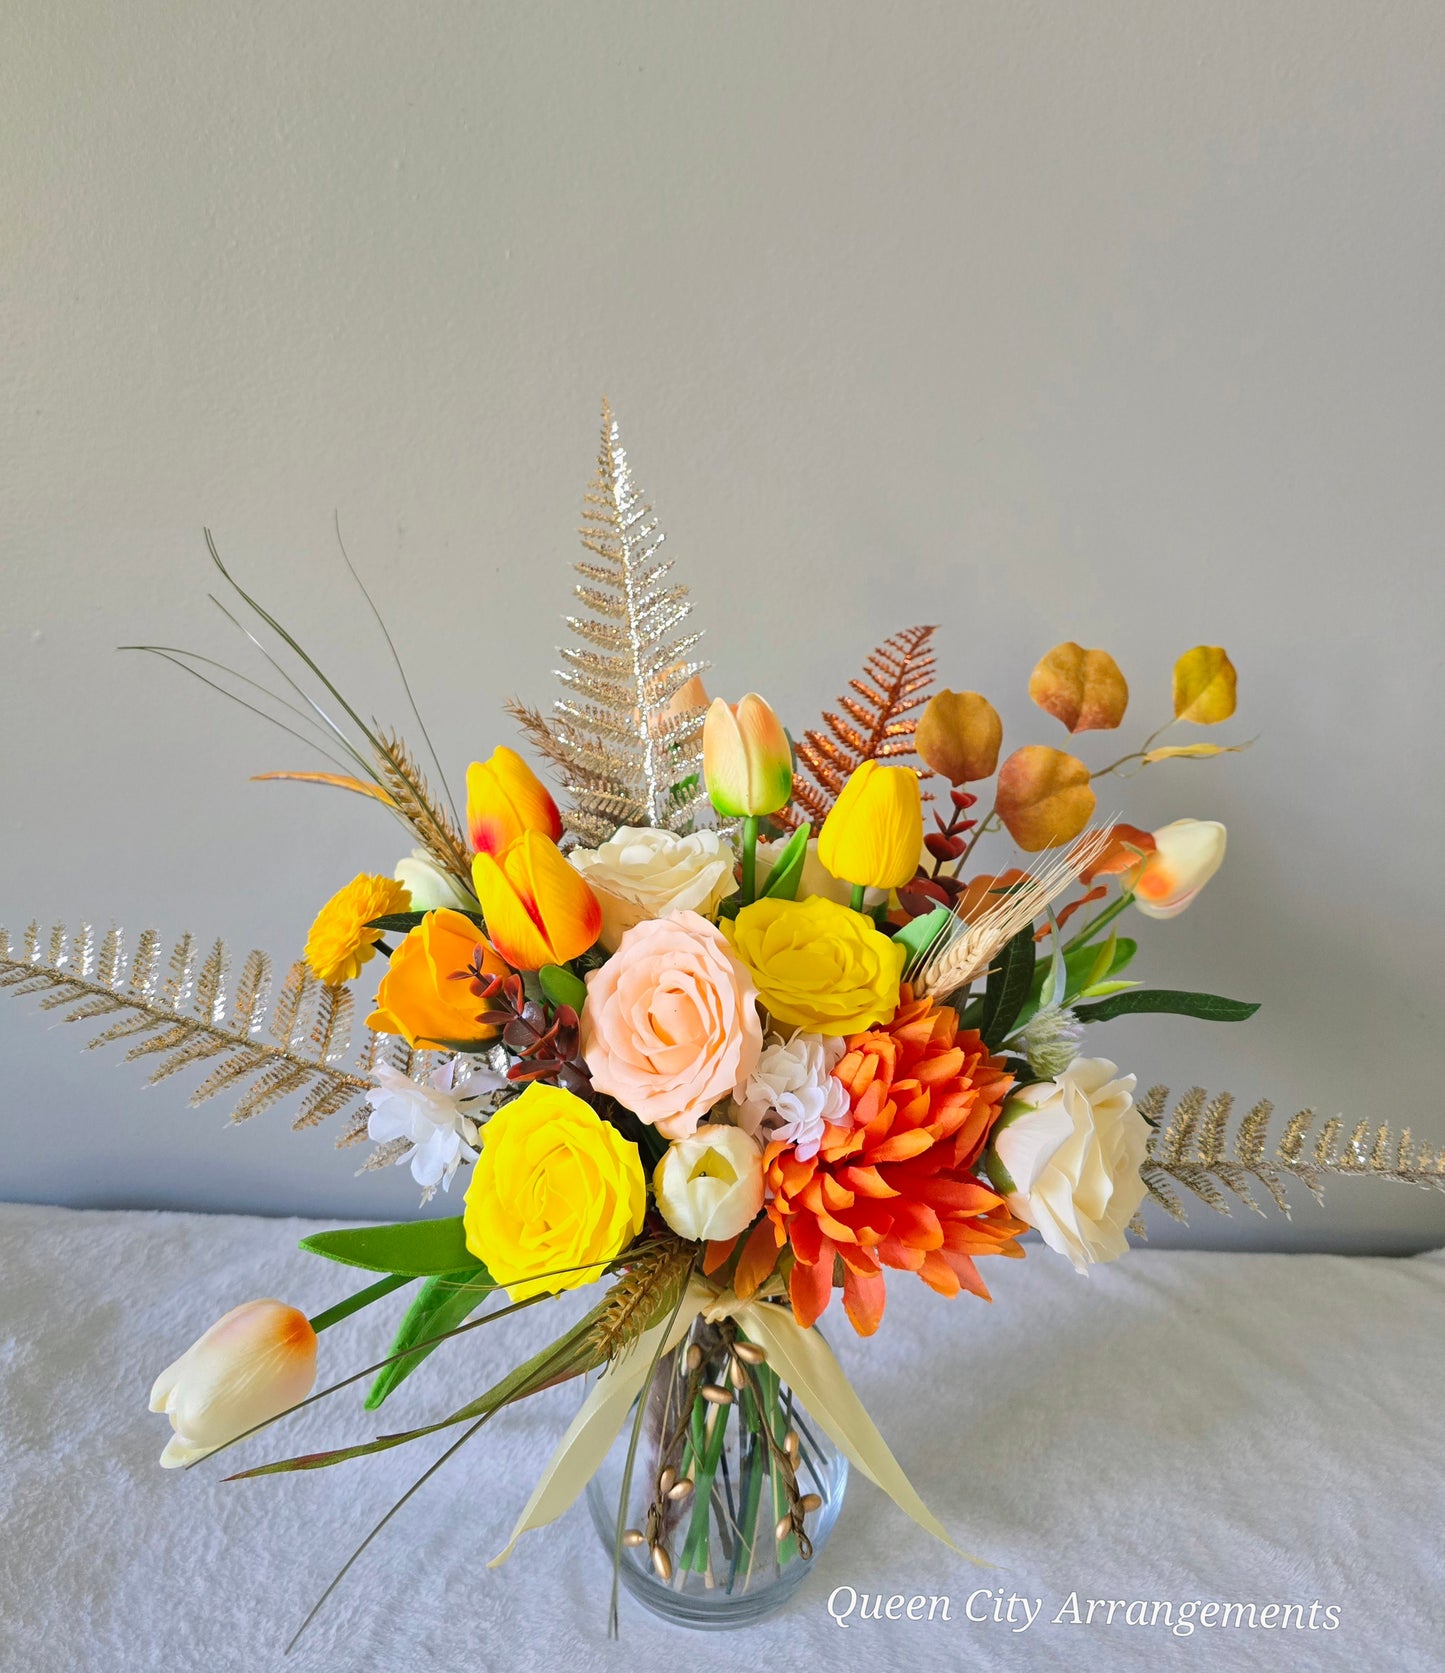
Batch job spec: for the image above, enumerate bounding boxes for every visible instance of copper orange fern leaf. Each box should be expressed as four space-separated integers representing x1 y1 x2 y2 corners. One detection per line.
783 625 938 828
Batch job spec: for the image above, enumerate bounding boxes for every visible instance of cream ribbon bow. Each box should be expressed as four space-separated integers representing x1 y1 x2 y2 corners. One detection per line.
490 1276 982 1567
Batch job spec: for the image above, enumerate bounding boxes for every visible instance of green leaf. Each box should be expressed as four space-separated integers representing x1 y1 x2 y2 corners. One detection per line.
977 927 1037 1050
538 963 588 1013
1073 988 1260 1024
299 1217 481 1276
759 822 811 901
365 910 487 935
365 1268 496 1409
1030 937 1136 1002
309 1272 412 1334
892 906 951 964
1084 929 1119 994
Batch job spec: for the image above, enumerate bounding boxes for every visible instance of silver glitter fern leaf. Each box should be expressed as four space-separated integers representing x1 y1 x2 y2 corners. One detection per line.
509 399 708 845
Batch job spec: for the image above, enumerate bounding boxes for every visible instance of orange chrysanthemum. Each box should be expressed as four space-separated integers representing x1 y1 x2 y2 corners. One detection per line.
735 988 1024 1336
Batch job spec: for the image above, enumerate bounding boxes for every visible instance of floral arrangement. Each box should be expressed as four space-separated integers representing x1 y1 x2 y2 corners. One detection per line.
6 402 1441 1641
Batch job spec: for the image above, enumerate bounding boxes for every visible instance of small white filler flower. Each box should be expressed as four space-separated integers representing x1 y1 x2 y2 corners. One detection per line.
732 1031 851 1160
366 1056 505 1195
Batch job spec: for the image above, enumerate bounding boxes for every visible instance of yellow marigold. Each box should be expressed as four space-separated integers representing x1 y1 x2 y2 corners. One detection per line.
304 873 412 986
722 894 905 1036
463 1084 646 1301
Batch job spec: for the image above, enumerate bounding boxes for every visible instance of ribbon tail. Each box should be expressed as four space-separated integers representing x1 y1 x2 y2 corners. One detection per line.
487 1292 701 1568
734 1300 988 1567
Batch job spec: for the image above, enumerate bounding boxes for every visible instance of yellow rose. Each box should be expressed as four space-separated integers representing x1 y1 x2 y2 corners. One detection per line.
722 895 905 1036
463 1084 646 1301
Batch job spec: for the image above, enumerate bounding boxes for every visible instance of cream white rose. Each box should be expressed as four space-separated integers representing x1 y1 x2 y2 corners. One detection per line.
653 1123 765 1242
987 1058 1145 1273
394 849 478 914
568 827 737 952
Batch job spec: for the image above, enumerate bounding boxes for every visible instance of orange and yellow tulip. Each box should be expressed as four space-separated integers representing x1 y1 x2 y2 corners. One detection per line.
471 831 602 969
816 759 923 891
466 746 562 857
368 908 509 1048
703 694 793 818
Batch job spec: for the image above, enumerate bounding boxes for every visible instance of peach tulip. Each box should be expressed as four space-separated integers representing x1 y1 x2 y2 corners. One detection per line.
471 831 602 968
465 746 562 857
1128 818 1227 919
703 694 793 818
148 1299 317 1468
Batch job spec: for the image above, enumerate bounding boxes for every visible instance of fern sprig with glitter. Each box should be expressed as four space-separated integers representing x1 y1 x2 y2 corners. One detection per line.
0 921 396 1142
1132 1085 1445 1226
508 398 708 845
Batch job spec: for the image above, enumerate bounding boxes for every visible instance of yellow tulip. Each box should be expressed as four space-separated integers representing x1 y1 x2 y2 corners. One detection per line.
703 694 793 818
816 760 923 891
463 1082 646 1300
471 831 602 969
466 745 562 857
148 1299 317 1468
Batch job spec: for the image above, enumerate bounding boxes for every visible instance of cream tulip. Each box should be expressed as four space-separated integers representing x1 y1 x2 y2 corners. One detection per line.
653 1123 765 1243
148 1299 318 1468
1129 818 1227 920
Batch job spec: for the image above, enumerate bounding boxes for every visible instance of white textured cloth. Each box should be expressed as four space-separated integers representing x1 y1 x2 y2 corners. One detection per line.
0 1202 1439 1673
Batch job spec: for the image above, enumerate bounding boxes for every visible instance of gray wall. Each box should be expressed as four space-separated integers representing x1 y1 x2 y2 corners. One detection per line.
3 1 1442 1251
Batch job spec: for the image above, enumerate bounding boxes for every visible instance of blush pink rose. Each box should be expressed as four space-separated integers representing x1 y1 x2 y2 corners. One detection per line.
581 911 763 1140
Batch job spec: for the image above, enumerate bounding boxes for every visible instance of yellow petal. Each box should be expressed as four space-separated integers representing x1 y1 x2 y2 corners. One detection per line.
1142 741 1252 764
252 771 395 806
1172 646 1238 724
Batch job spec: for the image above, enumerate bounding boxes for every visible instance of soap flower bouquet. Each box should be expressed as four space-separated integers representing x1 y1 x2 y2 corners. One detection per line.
8 404 1440 1640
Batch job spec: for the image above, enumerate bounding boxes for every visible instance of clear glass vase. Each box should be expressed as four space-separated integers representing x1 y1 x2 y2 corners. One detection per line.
585 1311 848 1629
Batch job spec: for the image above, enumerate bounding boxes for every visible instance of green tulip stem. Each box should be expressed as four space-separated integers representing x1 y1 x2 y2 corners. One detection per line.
1061 890 1134 955
849 883 867 914
308 1272 412 1335
741 815 760 904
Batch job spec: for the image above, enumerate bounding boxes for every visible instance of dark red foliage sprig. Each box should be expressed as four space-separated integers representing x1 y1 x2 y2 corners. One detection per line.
465 960 593 1100
898 786 978 918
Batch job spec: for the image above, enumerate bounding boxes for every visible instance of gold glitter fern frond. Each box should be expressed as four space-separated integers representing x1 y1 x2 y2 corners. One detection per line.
0 920 441 1151
1132 1084 1445 1229
783 625 938 830
511 399 709 846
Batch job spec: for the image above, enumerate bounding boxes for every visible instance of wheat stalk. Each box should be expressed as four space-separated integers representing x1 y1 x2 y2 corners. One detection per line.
372 729 472 882
914 824 1116 1000
0 920 444 1150
588 1236 698 1363
1133 1084 1445 1228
